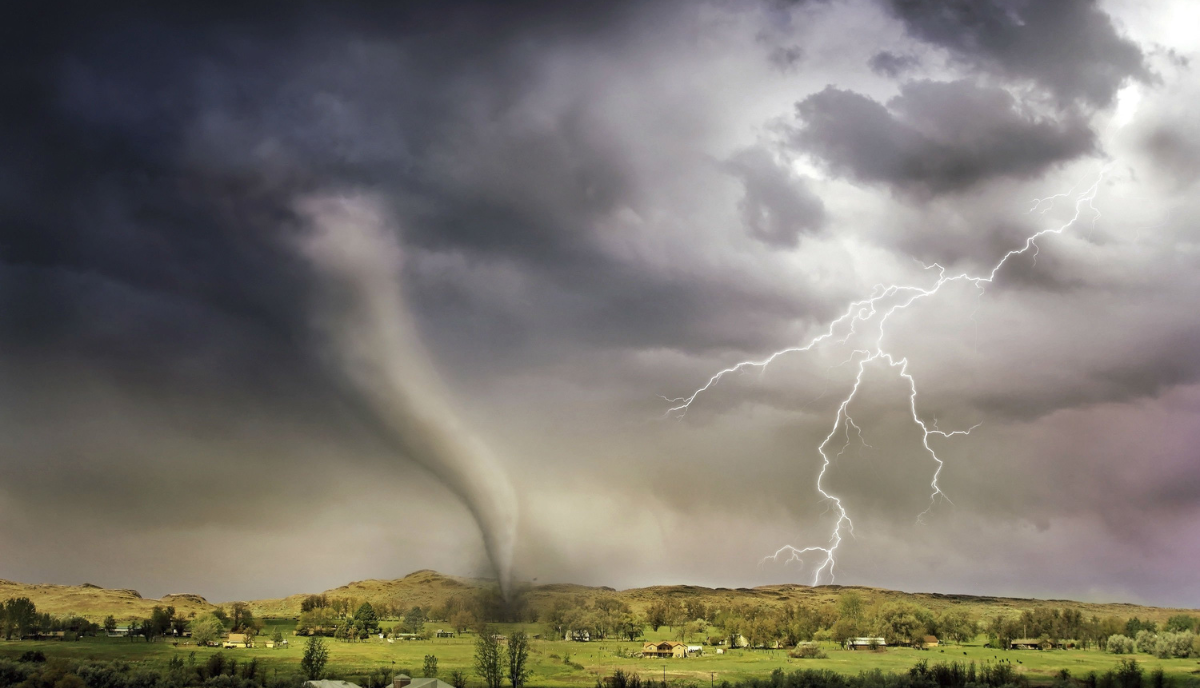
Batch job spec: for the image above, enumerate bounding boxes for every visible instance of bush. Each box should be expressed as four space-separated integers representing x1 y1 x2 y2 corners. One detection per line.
1152 631 1194 659
17 651 46 663
1134 630 1157 654
1108 635 1135 654
789 644 827 659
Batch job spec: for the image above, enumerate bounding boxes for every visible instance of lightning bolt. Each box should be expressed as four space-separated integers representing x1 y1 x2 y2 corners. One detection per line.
666 168 1106 585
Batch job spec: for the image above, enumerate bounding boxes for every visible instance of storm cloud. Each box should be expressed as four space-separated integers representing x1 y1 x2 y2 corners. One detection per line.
0 0 1198 607
792 80 1097 195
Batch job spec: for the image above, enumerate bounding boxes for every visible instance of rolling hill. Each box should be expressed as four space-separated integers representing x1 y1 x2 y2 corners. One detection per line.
2 570 1195 624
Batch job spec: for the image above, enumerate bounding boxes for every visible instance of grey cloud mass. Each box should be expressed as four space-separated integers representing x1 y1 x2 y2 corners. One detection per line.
887 0 1152 107
792 80 1097 195
1 0 1198 607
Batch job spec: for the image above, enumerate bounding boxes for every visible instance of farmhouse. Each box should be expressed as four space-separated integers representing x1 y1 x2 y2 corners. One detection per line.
107 626 133 638
565 629 591 641
435 629 455 638
845 637 887 650
686 645 703 656
305 681 361 688
223 633 252 649
394 676 455 688
642 641 688 659
920 636 939 649
1010 638 1054 650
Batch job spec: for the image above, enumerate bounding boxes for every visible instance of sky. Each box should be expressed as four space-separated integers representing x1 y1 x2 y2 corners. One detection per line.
2 0 1199 607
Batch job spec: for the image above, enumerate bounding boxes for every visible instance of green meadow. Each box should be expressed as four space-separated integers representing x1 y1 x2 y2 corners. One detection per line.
4 621 1200 687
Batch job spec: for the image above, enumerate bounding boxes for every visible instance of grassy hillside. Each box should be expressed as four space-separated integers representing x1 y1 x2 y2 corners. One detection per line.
0 580 215 619
2 570 1195 623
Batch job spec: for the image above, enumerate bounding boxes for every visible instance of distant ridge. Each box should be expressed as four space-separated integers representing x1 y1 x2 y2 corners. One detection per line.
1 570 1195 622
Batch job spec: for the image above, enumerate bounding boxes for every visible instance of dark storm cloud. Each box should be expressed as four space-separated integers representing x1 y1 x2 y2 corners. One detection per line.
886 0 1152 107
791 80 1096 195
1 0 1197 608
722 147 826 247
867 50 920 79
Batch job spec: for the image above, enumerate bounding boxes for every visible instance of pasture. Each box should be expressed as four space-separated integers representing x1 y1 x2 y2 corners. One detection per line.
4 622 1200 687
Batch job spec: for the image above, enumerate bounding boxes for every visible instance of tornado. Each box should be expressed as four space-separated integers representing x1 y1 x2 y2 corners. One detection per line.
293 193 518 598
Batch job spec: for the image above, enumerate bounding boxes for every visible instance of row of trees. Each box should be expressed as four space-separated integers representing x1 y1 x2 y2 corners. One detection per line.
474 628 530 688
1107 630 1199 658
0 598 99 640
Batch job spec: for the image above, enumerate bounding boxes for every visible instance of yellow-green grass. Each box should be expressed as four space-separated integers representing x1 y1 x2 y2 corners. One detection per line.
4 621 1199 687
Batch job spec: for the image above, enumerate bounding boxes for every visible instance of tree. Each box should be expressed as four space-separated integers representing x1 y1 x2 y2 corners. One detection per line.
128 619 142 643
272 630 284 648
103 616 117 635
474 625 503 688
355 603 381 635
1166 615 1198 633
229 602 257 633
508 630 531 688
3 598 37 640
423 654 439 678
451 610 476 635
301 636 329 680
877 603 933 646
191 614 225 647
404 606 428 634
449 670 468 688
148 606 175 642
837 593 864 628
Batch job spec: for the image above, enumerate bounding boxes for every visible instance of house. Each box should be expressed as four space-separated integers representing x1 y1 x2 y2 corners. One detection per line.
920 636 939 649
642 641 688 659
435 629 455 638
264 639 288 649
686 645 703 656
394 676 455 688
845 637 887 650
223 633 252 649
565 629 591 642
305 681 361 688
1010 638 1054 650
107 626 133 638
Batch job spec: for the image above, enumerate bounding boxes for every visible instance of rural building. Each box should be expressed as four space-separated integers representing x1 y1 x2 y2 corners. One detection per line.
107 626 133 638
394 676 455 688
642 641 688 659
435 629 455 638
845 637 887 650
305 681 361 688
223 633 252 649
686 645 703 656
565 629 591 642
920 636 939 649
1010 638 1054 650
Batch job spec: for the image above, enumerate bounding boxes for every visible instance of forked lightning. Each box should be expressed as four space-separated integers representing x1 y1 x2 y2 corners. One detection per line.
665 170 1106 585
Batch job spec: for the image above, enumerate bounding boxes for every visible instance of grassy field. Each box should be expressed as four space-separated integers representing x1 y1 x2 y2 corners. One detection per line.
4 621 1200 687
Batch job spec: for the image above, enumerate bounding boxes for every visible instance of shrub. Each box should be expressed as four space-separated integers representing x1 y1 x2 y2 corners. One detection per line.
789 644 827 659
1152 631 1194 659
1134 630 1157 654
1108 635 1136 654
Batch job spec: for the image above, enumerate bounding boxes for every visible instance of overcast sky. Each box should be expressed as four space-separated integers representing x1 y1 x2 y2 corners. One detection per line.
2 0 1199 607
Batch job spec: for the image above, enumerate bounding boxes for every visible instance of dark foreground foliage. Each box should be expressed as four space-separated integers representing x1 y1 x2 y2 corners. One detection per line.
597 659 1184 688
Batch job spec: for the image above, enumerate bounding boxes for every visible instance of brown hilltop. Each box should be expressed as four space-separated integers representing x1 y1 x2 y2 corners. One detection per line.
1 570 1196 622
0 579 214 620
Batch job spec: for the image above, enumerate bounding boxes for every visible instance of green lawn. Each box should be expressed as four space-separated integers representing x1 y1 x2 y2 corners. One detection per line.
4 621 1200 687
